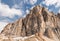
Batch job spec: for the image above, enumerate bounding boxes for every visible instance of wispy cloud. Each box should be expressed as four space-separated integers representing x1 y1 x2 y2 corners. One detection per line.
41 0 60 13
42 0 60 7
12 0 24 9
42 0 56 6
24 0 37 5
29 0 37 5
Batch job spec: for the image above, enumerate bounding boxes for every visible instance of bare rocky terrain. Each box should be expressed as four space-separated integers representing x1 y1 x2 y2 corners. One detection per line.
0 5 60 41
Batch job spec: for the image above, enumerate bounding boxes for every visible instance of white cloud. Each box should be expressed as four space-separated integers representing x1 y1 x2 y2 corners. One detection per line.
12 4 20 9
58 10 60 13
24 0 37 5
12 1 24 9
0 22 8 33
0 3 22 18
26 9 29 14
42 0 57 6
42 0 60 7
29 0 37 5
42 0 60 13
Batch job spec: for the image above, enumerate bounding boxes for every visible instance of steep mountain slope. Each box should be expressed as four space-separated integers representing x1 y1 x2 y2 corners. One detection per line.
0 5 60 41
57 13 60 19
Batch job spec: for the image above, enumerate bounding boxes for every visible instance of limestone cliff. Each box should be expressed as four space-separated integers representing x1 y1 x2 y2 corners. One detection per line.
0 5 60 41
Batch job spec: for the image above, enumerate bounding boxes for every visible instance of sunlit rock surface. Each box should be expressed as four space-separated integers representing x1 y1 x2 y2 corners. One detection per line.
0 5 60 41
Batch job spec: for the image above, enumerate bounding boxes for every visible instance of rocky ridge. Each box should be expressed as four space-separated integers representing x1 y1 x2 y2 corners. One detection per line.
0 5 60 41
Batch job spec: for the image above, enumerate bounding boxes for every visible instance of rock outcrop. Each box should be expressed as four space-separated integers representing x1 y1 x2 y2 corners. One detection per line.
57 13 60 19
0 5 60 41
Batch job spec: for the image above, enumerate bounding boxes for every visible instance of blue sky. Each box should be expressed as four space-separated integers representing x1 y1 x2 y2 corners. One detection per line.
0 0 60 23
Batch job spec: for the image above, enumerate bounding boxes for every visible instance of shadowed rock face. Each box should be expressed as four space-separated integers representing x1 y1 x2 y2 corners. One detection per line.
1 5 60 41
57 13 60 19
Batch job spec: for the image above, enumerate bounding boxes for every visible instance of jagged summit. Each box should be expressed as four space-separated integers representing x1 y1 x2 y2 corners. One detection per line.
0 5 60 41
30 5 45 14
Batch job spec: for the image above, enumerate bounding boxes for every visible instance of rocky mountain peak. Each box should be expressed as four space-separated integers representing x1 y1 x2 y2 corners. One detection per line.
30 5 45 14
0 5 60 41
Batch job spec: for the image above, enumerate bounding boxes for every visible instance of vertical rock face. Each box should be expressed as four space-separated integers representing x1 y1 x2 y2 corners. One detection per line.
1 5 60 41
57 13 60 19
